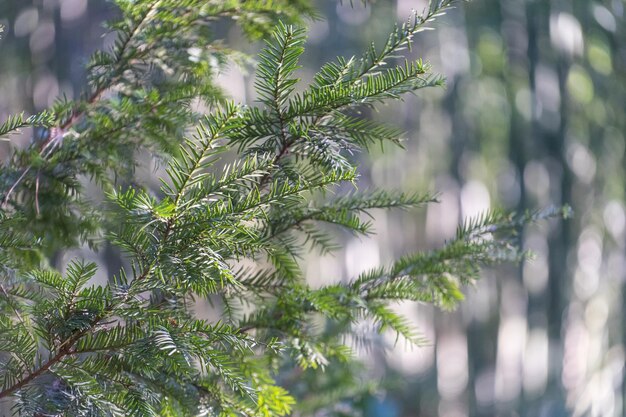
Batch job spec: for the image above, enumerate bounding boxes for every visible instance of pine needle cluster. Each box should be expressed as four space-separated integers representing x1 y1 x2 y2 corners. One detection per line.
0 1 568 416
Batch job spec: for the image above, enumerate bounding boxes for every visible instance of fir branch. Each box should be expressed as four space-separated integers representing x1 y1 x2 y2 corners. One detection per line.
0 1 572 415
0 5 161 209
0 112 55 140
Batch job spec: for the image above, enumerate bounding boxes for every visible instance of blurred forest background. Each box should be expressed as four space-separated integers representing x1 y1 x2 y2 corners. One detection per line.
0 0 625 416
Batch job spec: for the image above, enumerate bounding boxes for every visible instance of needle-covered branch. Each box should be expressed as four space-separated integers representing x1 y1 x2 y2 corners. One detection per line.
0 1 571 416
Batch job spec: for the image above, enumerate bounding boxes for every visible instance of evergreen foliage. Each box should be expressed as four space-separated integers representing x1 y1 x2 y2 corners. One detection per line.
0 1 568 416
